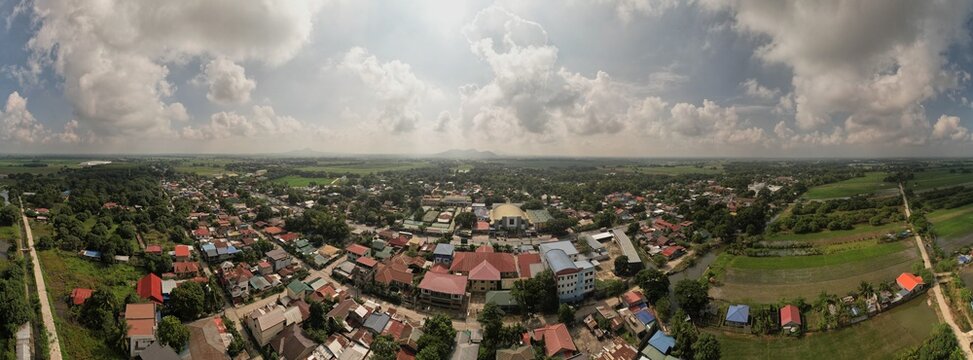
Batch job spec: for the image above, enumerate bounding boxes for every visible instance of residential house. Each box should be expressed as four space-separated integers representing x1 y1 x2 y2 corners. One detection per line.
186 316 232 360
270 325 317 360
125 303 158 357
136 273 164 304
287 279 312 300
136 342 180 360
780 304 801 333
374 263 414 291
418 271 468 310
267 248 293 271
345 244 371 261
726 304 750 327
595 339 638 360
528 323 577 358
433 243 455 264
173 262 200 279
640 331 675 360
496 346 534 360
174 245 191 261
897 272 925 295
246 305 287 346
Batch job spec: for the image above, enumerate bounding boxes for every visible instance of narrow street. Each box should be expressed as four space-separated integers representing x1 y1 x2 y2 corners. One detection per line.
19 199 63 360
900 184 973 358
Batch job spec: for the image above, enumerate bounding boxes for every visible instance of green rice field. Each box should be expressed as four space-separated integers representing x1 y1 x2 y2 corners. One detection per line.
803 172 896 200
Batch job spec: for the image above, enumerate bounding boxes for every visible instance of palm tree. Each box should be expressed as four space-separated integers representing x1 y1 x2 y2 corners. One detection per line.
859 281 874 297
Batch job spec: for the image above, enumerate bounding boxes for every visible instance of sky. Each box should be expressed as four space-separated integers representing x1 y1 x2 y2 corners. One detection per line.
0 0 972 157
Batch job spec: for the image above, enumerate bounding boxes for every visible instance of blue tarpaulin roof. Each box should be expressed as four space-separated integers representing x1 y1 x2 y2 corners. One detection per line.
648 331 675 354
726 304 750 323
81 250 101 258
635 309 656 325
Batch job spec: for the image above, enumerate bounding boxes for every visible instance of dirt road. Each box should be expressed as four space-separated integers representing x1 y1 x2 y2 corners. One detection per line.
900 184 973 358
20 206 63 360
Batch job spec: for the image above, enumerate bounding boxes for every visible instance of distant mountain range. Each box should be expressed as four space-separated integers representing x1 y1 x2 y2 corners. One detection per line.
430 149 499 159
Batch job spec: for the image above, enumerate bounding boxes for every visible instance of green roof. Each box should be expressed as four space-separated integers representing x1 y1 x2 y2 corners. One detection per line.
485 290 518 307
287 279 311 294
526 209 553 224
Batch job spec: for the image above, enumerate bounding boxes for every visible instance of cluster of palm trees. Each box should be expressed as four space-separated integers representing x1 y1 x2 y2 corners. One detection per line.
812 280 895 331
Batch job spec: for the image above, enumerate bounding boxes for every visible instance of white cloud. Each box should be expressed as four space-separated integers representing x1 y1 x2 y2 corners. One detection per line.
335 47 438 133
460 6 638 137
595 0 680 22
180 105 303 140
0 92 47 143
705 0 973 146
198 58 257 105
741 78 779 101
931 115 970 141
669 100 767 145
25 0 323 138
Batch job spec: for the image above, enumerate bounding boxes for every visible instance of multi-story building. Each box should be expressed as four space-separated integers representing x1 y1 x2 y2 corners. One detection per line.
417 271 468 310
544 249 595 303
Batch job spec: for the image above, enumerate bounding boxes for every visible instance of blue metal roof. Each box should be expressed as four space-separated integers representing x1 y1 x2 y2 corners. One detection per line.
635 309 656 325
648 331 675 354
363 312 391 333
81 250 102 258
726 304 750 323
434 243 455 256
544 249 576 274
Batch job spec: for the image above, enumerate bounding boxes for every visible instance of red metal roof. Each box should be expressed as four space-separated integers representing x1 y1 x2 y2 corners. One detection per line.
516 253 541 278
356 256 379 268
346 244 370 256
450 252 517 274
533 323 577 357
468 261 501 281
418 271 468 295
71 288 92 305
780 304 801 326
622 291 645 306
897 272 924 292
136 273 163 304
173 261 200 274
145 245 162 254
174 245 191 257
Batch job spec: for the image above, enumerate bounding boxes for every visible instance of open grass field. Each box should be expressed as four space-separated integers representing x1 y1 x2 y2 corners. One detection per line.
0 158 82 175
714 241 919 302
272 175 336 187
708 293 938 359
909 169 973 191
296 160 431 174
38 249 141 360
765 222 906 244
928 204 973 251
803 172 896 200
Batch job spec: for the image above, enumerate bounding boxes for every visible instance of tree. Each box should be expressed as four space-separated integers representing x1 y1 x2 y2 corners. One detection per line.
614 255 630 276
674 279 710 317
143 253 171 274
417 315 456 359
654 297 671 322
79 286 119 334
635 268 670 303
158 315 190 350
558 304 576 325
169 281 206 321
478 302 506 359
899 324 963 360
511 270 558 314
371 334 399 360
454 212 476 229
0 205 18 226
670 309 697 359
692 334 721 360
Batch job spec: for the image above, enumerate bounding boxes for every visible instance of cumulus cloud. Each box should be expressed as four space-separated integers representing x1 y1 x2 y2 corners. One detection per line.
180 105 303 140
335 47 438 133
931 115 971 141
459 6 639 137
25 0 322 137
198 58 257 105
704 0 973 145
0 92 47 143
669 100 767 145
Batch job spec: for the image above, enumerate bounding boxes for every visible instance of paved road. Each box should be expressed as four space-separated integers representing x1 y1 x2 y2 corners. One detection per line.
20 204 63 360
900 184 973 358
